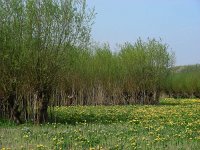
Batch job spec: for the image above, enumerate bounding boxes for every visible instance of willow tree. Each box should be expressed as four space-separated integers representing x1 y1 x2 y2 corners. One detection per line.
0 0 95 123
119 39 174 104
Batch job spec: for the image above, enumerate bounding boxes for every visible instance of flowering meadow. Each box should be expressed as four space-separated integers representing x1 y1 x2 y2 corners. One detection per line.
0 98 200 150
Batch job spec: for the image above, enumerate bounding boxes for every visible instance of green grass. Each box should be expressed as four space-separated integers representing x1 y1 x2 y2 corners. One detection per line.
0 98 200 150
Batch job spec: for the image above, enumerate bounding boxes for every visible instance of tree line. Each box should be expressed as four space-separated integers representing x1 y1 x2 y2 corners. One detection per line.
164 65 200 99
1 0 174 124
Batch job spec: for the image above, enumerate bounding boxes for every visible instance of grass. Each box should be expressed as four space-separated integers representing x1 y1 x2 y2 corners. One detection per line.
0 98 200 150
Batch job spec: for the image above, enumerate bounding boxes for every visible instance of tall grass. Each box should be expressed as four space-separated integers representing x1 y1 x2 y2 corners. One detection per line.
0 99 199 150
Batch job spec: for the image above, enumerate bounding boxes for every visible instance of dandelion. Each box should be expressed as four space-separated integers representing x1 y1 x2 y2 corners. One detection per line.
23 134 29 139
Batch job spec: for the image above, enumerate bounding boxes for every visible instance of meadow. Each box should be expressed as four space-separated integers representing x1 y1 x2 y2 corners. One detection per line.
0 1 199 150
0 98 200 150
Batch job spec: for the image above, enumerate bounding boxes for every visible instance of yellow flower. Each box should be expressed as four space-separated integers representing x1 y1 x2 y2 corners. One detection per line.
23 134 29 138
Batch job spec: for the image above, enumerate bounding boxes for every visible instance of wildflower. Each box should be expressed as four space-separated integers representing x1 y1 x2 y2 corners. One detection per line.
23 134 29 138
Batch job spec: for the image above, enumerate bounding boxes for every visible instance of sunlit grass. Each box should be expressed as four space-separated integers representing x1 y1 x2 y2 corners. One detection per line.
0 98 200 149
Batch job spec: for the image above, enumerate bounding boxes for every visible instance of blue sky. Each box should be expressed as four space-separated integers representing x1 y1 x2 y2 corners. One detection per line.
87 0 200 66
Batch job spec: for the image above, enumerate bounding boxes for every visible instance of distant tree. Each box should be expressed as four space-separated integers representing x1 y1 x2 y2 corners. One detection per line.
119 39 174 104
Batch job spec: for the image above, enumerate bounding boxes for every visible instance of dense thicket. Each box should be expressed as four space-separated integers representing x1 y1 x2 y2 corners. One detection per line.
164 65 200 98
0 0 95 123
60 40 173 106
0 0 174 123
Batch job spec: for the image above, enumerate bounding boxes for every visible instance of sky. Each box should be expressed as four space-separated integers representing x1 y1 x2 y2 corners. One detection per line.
87 0 200 66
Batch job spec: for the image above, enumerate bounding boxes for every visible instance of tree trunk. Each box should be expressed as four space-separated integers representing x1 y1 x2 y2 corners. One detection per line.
37 86 51 124
38 98 49 123
8 91 22 124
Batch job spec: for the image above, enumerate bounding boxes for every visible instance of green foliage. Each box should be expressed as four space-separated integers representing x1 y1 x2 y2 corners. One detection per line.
118 39 173 104
0 0 95 123
164 65 200 98
0 0 174 124
50 39 174 106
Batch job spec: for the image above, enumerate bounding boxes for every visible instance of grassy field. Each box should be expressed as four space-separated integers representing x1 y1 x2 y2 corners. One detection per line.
0 98 200 150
